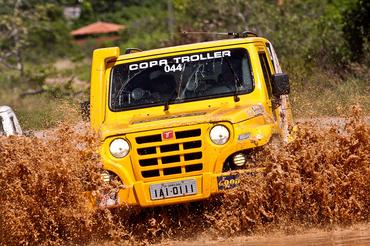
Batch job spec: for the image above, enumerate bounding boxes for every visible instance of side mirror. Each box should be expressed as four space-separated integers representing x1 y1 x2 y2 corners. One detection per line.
80 101 90 121
272 73 290 96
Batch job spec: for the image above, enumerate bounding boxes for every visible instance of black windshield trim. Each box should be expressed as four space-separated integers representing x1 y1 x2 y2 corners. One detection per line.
108 47 254 112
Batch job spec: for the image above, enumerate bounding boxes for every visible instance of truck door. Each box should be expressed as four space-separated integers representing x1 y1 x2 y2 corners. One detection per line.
265 42 294 142
257 47 276 120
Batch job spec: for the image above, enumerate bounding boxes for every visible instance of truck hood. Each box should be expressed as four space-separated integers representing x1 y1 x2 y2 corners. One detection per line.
100 103 267 139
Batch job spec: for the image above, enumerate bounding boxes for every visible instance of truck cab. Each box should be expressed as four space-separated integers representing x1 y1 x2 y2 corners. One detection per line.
89 36 293 207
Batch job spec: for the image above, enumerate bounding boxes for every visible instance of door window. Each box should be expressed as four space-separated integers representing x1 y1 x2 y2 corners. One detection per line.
258 52 273 98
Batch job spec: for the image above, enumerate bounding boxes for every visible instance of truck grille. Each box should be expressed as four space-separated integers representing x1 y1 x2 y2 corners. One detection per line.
132 128 204 180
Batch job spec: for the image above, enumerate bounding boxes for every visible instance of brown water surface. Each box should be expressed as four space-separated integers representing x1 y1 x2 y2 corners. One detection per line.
161 224 370 245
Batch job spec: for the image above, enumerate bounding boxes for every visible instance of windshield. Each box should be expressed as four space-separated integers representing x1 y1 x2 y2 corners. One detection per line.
110 48 254 111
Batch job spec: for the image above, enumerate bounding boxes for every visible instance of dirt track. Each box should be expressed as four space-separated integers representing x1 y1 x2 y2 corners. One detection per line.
161 224 370 246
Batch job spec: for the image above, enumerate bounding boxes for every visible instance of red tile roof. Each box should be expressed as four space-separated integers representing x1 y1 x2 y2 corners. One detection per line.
70 21 125 36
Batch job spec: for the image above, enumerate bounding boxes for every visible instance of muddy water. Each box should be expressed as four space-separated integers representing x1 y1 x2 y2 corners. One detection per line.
162 224 370 245
0 107 369 245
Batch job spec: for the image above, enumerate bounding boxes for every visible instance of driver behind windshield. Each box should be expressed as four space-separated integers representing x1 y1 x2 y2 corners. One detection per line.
149 72 177 101
110 48 253 111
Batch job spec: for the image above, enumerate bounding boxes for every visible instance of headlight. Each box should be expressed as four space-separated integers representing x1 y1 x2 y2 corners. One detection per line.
109 138 130 158
210 125 230 145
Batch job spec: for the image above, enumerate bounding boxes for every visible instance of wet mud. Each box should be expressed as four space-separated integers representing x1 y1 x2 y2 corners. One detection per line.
162 224 370 246
0 107 369 245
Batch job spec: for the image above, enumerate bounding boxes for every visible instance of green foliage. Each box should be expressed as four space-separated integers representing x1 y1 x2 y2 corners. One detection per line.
26 4 73 59
291 68 369 117
173 0 361 70
0 0 73 80
15 95 80 130
1 0 367 73
75 0 171 51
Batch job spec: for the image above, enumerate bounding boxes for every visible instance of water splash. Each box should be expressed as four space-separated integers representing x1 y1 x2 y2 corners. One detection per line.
0 107 368 245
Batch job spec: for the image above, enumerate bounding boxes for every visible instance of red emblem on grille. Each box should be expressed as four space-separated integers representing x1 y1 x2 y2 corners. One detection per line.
162 130 174 140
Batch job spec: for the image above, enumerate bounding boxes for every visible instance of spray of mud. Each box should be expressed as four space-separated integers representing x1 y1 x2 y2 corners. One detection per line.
0 126 126 245
0 107 368 245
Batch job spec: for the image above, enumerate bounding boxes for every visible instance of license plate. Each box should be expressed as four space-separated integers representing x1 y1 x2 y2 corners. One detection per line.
149 179 197 200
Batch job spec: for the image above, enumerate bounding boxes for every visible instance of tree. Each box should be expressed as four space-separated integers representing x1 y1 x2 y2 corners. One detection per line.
0 0 70 78
0 0 27 75
343 0 370 63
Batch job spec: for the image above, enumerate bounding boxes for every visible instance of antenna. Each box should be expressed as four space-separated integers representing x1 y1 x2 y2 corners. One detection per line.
181 31 258 38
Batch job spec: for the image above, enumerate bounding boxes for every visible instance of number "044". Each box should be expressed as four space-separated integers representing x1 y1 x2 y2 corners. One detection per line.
164 64 183 73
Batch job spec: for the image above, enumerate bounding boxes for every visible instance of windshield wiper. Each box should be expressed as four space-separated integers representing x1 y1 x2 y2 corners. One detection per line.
225 58 241 102
163 90 178 111
164 63 187 111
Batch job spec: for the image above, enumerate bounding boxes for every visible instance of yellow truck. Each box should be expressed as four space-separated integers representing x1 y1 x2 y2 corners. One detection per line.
89 32 293 207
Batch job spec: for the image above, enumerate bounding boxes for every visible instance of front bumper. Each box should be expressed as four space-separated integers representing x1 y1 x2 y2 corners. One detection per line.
97 121 274 207
105 168 265 207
